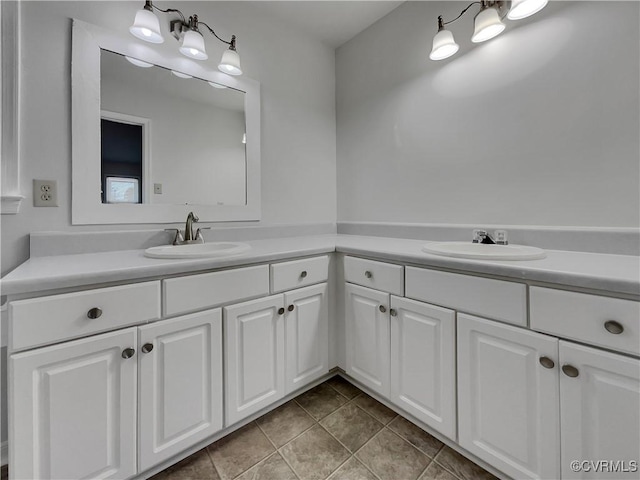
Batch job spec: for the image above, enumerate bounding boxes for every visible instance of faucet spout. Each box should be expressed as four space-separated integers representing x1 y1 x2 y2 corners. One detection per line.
184 211 199 241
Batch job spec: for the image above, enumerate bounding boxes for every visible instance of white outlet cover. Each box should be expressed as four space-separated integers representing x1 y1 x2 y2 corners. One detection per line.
33 179 59 207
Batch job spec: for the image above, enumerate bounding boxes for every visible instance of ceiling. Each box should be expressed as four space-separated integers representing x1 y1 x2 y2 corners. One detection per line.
251 1 405 48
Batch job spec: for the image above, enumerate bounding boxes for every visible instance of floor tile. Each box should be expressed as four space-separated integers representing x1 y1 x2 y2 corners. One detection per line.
387 416 444 458
325 376 362 400
150 448 219 480
419 461 459 480
235 452 297 480
435 447 498 480
352 394 397 425
295 383 348 420
280 424 350 480
257 400 315 447
327 457 377 480
356 428 431 480
208 422 275 480
320 403 383 452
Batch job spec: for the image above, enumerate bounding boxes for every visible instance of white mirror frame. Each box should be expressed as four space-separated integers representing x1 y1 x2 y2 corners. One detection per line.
72 19 260 225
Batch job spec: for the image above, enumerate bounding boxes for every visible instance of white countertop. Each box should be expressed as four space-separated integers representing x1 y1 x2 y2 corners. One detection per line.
1 234 639 296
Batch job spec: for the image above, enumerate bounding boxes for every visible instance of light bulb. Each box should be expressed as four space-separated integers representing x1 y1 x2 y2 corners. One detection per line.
430 29 459 61
472 6 506 43
130 7 164 44
218 48 242 76
179 30 208 60
508 0 548 20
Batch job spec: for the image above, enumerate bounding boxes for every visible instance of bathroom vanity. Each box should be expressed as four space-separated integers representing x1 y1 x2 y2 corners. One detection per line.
2 234 639 480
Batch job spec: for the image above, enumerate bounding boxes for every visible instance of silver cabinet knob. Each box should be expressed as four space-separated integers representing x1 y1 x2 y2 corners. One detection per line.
278 307 285 315
87 307 102 319
288 305 295 312
300 271 308 278
121 348 135 359
141 343 154 354
562 364 579 378
539 356 555 369
390 309 397 317
604 320 624 335
379 305 387 313
365 271 373 279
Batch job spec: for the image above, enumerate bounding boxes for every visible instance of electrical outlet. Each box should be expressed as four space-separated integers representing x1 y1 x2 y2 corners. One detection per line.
154 183 163 194
33 180 58 207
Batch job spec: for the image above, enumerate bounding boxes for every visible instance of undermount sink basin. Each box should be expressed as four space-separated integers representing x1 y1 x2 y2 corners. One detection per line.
422 242 546 261
144 242 251 259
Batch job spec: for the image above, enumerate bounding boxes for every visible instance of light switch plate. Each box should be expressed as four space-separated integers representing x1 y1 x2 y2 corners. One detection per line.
33 179 58 207
154 183 162 194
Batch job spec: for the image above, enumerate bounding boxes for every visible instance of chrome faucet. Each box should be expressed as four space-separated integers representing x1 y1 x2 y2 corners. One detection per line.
472 229 508 245
165 212 210 245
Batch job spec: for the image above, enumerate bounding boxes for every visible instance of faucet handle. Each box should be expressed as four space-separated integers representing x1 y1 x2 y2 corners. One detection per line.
164 228 184 245
494 230 508 245
195 227 211 243
472 229 487 243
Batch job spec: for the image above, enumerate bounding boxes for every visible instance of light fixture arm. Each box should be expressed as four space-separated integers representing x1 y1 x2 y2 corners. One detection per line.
198 21 235 48
440 1 481 27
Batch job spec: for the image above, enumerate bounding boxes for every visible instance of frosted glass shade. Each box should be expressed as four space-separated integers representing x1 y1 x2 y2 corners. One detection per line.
179 30 208 60
218 49 243 76
508 0 548 20
208 81 227 89
125 56 154 68
129 8 164 44
171 70 193 79
430 29 459 61
472 7 506 43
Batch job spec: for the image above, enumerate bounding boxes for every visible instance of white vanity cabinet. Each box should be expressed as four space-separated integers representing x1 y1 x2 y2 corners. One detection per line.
11 328 139 480
224 282 329 425
457 314 560 480
559 341 640 480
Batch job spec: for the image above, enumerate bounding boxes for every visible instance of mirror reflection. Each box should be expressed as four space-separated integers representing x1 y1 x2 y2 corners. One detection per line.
100 49 247 206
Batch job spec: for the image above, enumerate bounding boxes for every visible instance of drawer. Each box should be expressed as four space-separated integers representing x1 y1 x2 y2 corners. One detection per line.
270 255 329 293
10 281 160 351
344 256 404 296
405 267 527 326
164 265 269 316
530 287 640 356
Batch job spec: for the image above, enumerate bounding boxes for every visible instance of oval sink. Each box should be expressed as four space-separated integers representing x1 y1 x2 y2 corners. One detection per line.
422 242 546 261
144 242 251 259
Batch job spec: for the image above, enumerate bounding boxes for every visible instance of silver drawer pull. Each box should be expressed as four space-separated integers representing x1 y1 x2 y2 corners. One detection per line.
141 343 154 354
539 356 555 369
562 364 579 378
87 307 102 319
278 307 285 315
604 320 624 335
379 305 387 313
300 271 308 278
365 271 373 279
390 308 397 317
121 348 136 359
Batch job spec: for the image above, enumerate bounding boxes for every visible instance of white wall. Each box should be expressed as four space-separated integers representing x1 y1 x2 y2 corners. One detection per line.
1 0 337 276
336 1 639 228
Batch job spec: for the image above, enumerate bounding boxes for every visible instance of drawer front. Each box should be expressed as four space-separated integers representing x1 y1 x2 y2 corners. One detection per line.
271 255 329 294
344 256 404 296
405 267 527 326
531 287 640 356
10 281 160 351
164 265 270 316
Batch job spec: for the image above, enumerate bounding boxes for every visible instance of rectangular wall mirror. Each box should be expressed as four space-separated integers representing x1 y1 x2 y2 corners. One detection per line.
72 19 260 224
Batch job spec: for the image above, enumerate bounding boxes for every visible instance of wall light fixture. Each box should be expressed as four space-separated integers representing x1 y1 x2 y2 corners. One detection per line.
430 0 548 61
130 0 243 75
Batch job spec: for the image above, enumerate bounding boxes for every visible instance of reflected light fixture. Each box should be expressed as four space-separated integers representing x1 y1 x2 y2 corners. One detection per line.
125 56 154 68
208 81 227 89
130 1 243 75
171 70 193 79
430 0 548 60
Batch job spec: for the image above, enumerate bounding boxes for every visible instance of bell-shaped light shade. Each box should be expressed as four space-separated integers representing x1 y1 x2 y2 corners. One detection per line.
208 81 227 89
125 56 154 68
429 29 459 61
507 0 548 20
129 8 164 44
218 49 243 76
472 6 506 43
171 70 193 79
179 30 208 60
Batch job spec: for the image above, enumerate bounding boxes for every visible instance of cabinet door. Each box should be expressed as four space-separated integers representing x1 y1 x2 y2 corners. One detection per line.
345 283 390 397
390 296 456 440
457 314 560 480
138 310 223 472
284 283 329 394
224 294 285 425
560 341 640 480
11 328 137 480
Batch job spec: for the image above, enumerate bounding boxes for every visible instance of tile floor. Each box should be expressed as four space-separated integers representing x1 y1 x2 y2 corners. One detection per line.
151 376 498 480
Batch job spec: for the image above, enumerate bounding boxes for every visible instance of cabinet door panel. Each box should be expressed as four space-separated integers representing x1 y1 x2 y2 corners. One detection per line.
11 328 137 480
138 310 223 472
285 283 329 394
345 283 390 396
560 341 640 480
390 296 456 440
457 314 560 480
224 295 285 425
